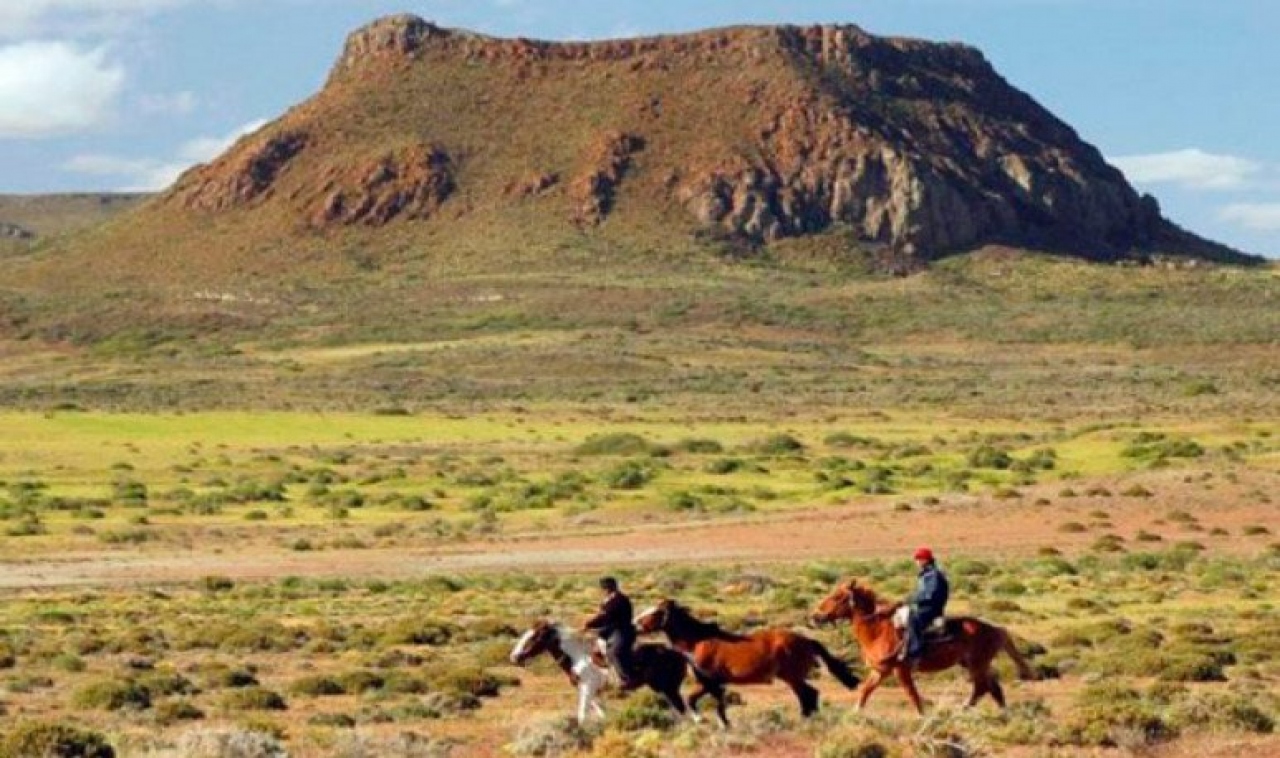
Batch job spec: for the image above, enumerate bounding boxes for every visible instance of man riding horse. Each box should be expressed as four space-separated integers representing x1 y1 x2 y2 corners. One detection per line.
904 547 950 665
583 576 639 689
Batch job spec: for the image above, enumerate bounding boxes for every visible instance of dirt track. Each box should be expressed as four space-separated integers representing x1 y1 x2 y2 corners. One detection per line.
2 470 1274 589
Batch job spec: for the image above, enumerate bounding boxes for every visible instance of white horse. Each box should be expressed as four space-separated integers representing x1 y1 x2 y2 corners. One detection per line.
509 620 614 723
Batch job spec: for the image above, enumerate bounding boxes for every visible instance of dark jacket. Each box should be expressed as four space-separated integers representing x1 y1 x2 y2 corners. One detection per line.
910 563 949 620
585 591 634 640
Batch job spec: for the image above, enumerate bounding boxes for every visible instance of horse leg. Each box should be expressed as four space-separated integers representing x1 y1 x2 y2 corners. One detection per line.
711 683 730 729
577 683 593 724
651 677 687 717
687 682 708 724
897 665 926 715
854 669 884 712
965 666 989 708
988 673 1007 708
789 678 821 718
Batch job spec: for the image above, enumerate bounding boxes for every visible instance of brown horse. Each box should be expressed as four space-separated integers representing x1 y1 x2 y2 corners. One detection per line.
810 579 1035 714
635 599 860 726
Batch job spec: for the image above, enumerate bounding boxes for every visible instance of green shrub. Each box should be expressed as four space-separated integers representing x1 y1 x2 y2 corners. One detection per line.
674 438 723 454
967 445 1012 469
72 678 152 711
380 618 457 646
576 433 651 456
154 699 204 726
289 675 344 697
1066 682 1176 747
218 686 287 712
0 721 115 758
704 457 743 474
748 434 805 455
609 690 676 731
602 460 655 490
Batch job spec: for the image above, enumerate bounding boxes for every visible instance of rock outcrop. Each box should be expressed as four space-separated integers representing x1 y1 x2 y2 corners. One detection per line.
156 15 1257 265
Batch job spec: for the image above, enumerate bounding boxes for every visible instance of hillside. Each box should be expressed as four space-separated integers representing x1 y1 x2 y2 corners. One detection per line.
0 193 147 255
6 18 1259 282
0 17 1274 413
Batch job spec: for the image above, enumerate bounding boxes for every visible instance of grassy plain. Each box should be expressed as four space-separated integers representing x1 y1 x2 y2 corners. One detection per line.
0 251 1277 756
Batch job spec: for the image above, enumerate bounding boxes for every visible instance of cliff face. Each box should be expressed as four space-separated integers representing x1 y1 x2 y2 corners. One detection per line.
157 15 1253 265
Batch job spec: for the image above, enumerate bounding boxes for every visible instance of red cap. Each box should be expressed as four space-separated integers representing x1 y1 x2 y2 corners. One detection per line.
913 547 934 561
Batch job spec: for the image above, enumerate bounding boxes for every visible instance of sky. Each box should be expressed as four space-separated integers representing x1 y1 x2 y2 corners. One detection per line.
0 0 1276 257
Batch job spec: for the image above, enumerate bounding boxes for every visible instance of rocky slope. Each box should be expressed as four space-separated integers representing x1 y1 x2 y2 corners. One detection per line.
151 15 1253 267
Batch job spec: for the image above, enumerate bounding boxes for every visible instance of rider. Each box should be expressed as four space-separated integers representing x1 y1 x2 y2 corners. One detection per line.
583 576 639 689
903 546 950 665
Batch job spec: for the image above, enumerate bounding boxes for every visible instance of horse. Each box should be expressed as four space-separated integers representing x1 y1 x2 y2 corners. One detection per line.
810 579 1036 714
634 599 860 726
508 620 689 724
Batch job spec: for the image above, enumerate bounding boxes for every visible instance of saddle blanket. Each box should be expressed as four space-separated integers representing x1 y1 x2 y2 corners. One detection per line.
892 605 947 635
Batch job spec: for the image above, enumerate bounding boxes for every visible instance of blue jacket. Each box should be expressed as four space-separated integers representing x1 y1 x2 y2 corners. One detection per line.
911 563 949 619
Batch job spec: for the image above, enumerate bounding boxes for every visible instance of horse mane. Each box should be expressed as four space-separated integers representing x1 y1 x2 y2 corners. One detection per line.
850 583 899 617
668 602 746 641
549 621 591 659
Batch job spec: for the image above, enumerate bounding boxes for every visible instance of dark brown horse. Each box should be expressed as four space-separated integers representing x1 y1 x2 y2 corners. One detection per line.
810 579 1035 714
635 599 860 726
509 620 688 724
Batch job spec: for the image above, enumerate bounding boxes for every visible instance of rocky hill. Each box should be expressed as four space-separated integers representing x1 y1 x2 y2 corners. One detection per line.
0 16 1264 351
144 15 1253 269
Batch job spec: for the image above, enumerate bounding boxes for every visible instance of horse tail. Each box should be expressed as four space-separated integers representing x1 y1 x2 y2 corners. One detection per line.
809 639 861 689
1000 629 1037 681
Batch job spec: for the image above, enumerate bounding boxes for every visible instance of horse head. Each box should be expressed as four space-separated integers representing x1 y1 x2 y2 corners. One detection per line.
510 620 559 665
634 599 675 635
811 579 857 625
811 579 880 625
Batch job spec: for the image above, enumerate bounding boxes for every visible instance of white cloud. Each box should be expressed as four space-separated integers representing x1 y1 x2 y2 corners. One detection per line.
1110 148 1262 191
62 118 267 191
0 41 125 137
1219 203 1280 232
0 1 189 39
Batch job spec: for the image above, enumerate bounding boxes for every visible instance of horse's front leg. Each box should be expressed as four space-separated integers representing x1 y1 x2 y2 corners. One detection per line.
855 668 884 712
896 664 926 715
686 682 707 724
576 682 594 723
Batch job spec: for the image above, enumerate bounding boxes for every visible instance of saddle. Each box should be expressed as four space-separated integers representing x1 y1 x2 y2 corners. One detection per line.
891 606 951 639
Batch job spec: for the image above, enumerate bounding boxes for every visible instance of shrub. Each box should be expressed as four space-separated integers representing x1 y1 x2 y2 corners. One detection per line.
674 438 723 454
289 675 344 697
0 721 115 758
704 457 743 474
505 716 598 757
72 678 152 711
380 618 457 646
218 686 287 712
748 434 805 455
154 699 204 726
423 665 511 699
967 445 1012 469
609 691 676 731
1066 683 1176 747
202 575 235 592
149 727 286 758
602 460 655 490
576 433 651 456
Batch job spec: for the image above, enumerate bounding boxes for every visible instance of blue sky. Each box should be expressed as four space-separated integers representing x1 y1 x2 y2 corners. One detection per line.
1 1 1276 256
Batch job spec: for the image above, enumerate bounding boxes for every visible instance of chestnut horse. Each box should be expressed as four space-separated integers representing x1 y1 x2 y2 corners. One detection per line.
509 620 689 724
810 579 1035 714
635 599 860 726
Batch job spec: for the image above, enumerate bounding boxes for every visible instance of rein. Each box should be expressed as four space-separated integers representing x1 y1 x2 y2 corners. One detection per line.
841 592 906 667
